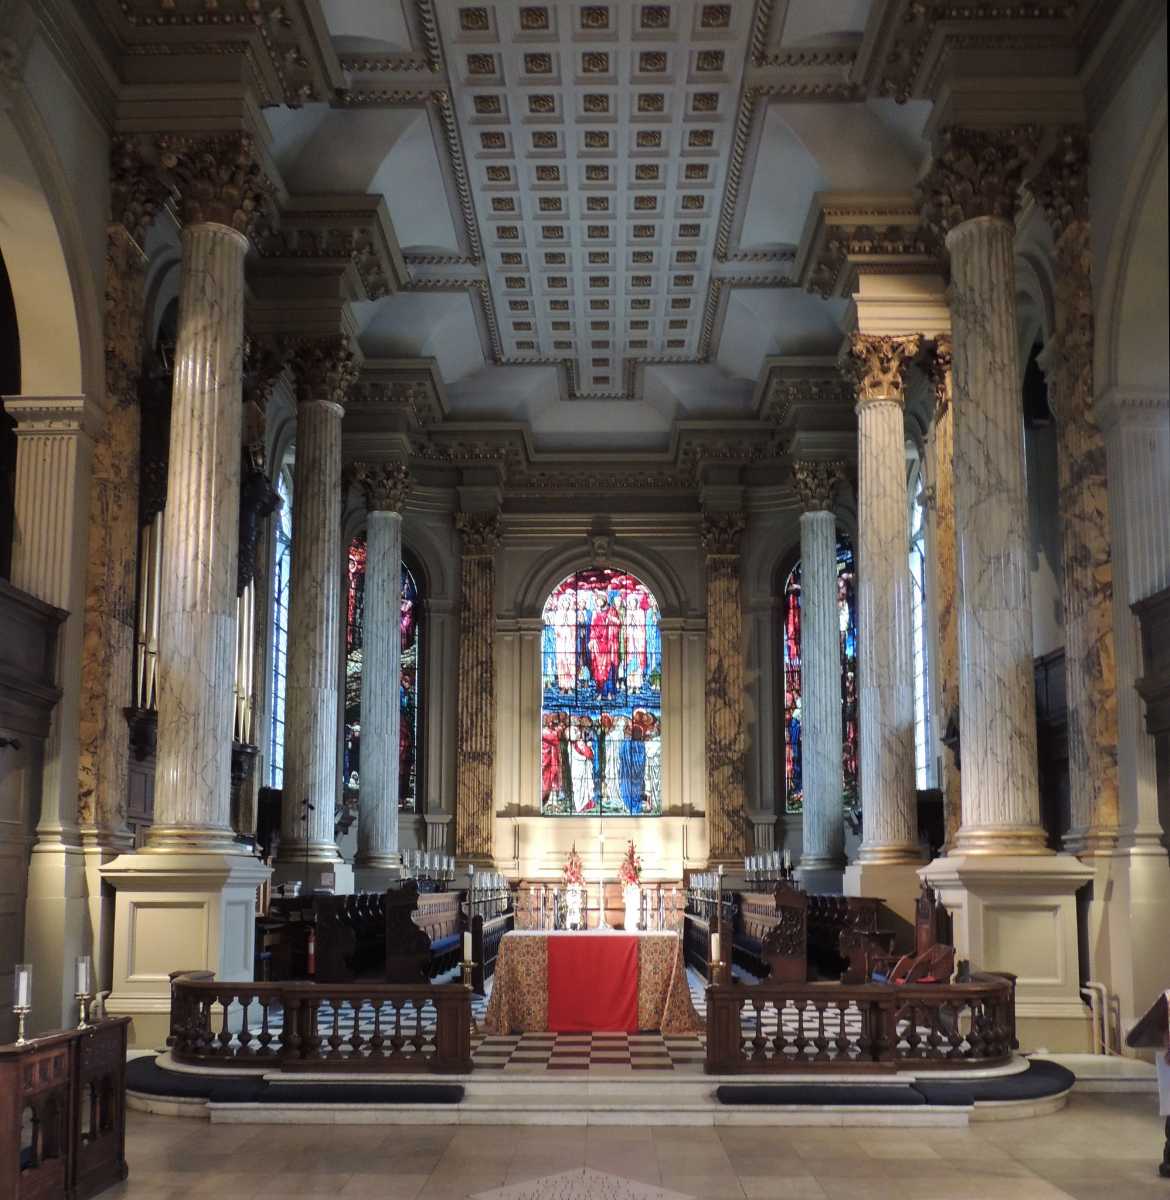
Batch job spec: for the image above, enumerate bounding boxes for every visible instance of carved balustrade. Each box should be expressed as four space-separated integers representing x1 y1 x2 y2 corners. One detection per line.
168 974 472 1073
704 974 1016 1074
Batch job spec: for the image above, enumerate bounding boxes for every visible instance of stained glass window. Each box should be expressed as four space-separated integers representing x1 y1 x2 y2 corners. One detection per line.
782 539 859 815
909 467 931 788
343 533 421 812
267 471 292 788
540 568 663 816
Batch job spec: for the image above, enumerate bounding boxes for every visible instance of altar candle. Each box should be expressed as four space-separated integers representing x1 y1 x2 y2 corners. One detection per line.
14 963 31 1010
717 863 724 878
783 848 792 871
463 932 472 962
710 933 721 964
75 954 91 997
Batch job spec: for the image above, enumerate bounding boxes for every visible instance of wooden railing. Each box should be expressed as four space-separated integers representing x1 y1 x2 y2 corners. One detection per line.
169 973 472 1073
0 1019 130 1200
705 974 1016 1073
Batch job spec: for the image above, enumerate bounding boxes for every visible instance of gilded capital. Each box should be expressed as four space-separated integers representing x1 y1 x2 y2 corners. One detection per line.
791 461 844 513
700 510 745 557
1028 130 1090 244
925 334 953 419
109 136 171 249
455 512 502 557
350 461 411 513
846 333 922 405
917 126 1039 240
289 335 360 409
156 132 274 237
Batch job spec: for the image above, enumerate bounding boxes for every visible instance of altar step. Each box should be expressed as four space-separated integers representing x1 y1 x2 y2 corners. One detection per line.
127 1054 1075 1127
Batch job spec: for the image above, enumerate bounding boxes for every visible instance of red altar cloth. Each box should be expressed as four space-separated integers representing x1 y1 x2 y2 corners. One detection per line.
546 933 639 1032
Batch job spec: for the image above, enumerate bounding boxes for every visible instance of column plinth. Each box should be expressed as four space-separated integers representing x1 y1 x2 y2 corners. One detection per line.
792 465 845 872
848 334 922 866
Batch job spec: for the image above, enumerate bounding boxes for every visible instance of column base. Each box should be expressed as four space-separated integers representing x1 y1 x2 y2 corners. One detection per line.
794 864 845 894
919 852 1094 1054
843 861 923 951
270 859 354 894
100 850 271 1049
354 864 403 893
951 823 1052 855
24 840 89 1034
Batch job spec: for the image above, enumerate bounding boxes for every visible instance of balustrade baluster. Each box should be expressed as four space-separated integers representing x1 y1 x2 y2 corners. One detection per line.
390 1000 405 1059
217 994 233 1056
256 998 273 1056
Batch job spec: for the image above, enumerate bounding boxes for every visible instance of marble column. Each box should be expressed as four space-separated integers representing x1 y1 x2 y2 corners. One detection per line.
1030 133 1120 855
275 336 358 876
350 462 411 874
920 127 1048 853
848 334 921 863
454 513 502 862
791 463 845 871
702 511 748 863
923 338 961 850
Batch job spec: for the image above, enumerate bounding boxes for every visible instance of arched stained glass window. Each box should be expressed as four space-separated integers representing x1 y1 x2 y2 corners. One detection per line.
267 470 292 788
343 533 422 812
540 568 662 816
781 539 859 814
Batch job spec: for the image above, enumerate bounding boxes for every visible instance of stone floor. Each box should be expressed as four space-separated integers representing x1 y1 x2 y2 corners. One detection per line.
108 1092 1167 1200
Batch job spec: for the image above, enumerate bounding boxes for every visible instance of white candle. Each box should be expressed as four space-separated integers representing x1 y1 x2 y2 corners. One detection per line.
710 933 721 964
14 963 31 1010
717 863 724 878
783 848 792 871
75 954 91 997
463 931 472 962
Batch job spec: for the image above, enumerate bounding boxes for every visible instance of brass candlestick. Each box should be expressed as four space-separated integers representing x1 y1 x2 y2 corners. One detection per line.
14 1006 30 1045
461 959 478 1036
76 992 93 1030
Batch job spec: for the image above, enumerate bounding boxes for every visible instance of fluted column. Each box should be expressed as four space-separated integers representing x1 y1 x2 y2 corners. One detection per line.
454 513 501 862
702 511 748 863
148 135 272 849
848 334 921 863
1031 133 1120 855
351 462 410 869
920 127 1047 853
276 337 358 867
792 463 845 869
923 338 961 850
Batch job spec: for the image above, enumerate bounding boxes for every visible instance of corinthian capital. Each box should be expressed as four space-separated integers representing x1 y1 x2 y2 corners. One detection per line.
455 512 502 557
791 461 844 513
109 136 171 248
700 511 745 557
156 132 274 237
1028 130 1090 245
917 126 1039 240
846 333 922 405
289 335 360 408
349 461 411 513
924 335 953 419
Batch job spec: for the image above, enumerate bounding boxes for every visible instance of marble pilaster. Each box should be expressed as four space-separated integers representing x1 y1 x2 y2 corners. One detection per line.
702 511 748 863
454 513 502 862
1030 133 1120 855
275 336 358 877
923 338 961 850
791 463 845 872
351 461 411 875
920 127 1048 853
848 334 922 864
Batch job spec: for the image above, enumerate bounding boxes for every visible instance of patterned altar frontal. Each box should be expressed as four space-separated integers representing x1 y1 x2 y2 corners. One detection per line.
541 569 663 816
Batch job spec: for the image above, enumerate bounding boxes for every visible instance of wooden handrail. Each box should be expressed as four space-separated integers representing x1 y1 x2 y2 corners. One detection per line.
704 974 1016 1073
169 974 472 1073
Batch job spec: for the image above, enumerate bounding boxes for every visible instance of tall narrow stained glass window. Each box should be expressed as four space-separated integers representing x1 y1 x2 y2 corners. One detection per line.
909 467 931 788
342 533 422 812
781 539 859 814
267 471 292 788
540 568 663 816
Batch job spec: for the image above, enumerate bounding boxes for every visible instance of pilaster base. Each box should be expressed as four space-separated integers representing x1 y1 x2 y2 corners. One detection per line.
24 842 89 1033
920 852 1094 1053
843 861 923 951
100 851 271 1048
354 864 402 893
270 859 354 894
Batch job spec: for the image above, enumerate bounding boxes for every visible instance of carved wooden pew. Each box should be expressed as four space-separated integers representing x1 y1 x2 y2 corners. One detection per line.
413 890 466 976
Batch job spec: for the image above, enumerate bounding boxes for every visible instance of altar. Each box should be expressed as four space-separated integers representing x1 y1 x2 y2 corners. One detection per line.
483 929 702 1035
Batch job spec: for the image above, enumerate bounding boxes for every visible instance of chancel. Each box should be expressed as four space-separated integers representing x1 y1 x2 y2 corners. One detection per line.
0 1 1168 1197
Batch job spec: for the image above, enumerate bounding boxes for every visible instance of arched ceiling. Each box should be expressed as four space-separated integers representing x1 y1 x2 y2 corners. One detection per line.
261 0 934 449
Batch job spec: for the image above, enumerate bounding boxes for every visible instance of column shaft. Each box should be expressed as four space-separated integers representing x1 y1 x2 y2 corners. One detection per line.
851 336 920 862
947 217 1046 851
356 508 403 867
702 512 748 862
280 393 346 862
454 514 500 861
150 221 248 848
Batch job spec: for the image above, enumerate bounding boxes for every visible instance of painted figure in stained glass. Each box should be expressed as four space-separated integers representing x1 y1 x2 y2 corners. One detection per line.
540 568 663 816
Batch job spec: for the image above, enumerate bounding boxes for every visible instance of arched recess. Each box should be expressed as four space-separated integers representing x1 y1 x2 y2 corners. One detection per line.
1096 100 1169 395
